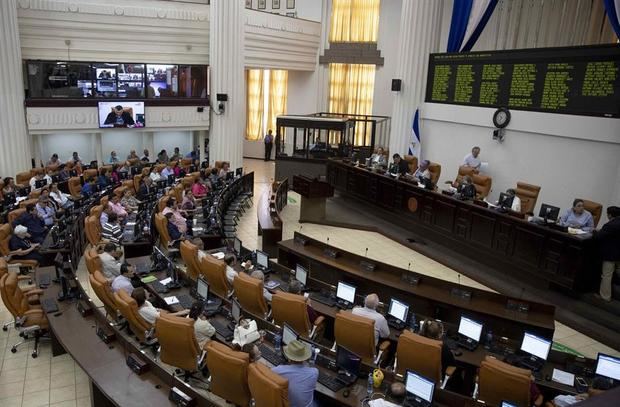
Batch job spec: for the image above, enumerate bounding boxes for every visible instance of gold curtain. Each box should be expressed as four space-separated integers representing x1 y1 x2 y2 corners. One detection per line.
267 70 288 135
329 0 380 42
245 69 264 141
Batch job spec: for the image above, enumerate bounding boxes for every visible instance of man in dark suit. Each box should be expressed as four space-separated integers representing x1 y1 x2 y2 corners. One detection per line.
597 206 620 301
138 177 153 200
389 154 409 176
103 105 135 127
12 204 47 244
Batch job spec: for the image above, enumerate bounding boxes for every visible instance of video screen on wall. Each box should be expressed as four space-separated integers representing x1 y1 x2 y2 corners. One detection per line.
98 101 145 128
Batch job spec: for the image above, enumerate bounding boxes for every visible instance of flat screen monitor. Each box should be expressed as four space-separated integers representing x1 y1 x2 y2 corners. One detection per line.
233 237 242 255
235 167 243 177
231 299 241 322
282 323 298 346
458 316 483 342
501 402 518 407
388 298 409 323
405 370 435 403
98 101 145 128
295 264 308 286
336 345 361 377
167 174 175 185
498 192 514 209
256 250 269 269
226 171 234 181
196 278 209 300
520 332 551 361
336 281 356 303
595 353 620 381
539 203 561 222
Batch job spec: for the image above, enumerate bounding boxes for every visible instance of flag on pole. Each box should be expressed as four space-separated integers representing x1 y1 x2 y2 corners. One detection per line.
409 108 421 159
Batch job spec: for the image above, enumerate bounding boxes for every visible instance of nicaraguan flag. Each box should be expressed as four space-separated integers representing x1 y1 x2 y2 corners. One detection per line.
409 109 420 158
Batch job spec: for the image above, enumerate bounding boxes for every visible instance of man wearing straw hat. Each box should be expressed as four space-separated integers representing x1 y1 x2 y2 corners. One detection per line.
272 339 318 407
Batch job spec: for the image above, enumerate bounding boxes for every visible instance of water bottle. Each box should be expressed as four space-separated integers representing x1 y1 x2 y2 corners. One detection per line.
409 313 417 332
367 372 374 395
485 329 493 349
274 333 282 352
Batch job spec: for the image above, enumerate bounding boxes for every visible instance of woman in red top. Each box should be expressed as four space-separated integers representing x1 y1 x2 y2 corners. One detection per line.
191 178 208 198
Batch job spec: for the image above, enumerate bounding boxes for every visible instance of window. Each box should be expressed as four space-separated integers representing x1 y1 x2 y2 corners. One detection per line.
245 69 288 141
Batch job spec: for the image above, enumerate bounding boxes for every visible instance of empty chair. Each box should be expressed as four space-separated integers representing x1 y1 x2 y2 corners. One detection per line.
271 292 324 340
580 199 603 228
334 311 390 365
68 176 82 197
180 240 200 281
89 270 120 322
84 247 102 274
515 182 541 215
84 215 102 246
428 162 442 185
393 330 455 388
403 155 418 174
197 253 230 298
113 289 156 345
155 313 204 382
233 272 269 318
475 356 533 407
248 362 289 407
206 341 251 407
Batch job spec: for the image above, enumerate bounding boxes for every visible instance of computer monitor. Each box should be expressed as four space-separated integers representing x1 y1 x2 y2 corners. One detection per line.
336 281 356 304
233 237 242 255
336 345 362 377
458 316 483 342
51 175 60 183
256 250 269 269
167 174 175 185
388 298 409 323
295 264 308 286
231 299 241 323
119 171 128 180
520 332 551 361
539 203 561 222
196 278 209 300
501 402 518 407
282 323 298 346
595 353 620 381
235 167 243 177
499 192 514 209
35 179 47 189
405 370 435 403
226 171 234 181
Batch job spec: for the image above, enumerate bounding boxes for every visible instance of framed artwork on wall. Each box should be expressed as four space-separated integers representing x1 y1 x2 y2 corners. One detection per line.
258 0 266 9
245 0 252 8
287 0 295 9
272 0 280 9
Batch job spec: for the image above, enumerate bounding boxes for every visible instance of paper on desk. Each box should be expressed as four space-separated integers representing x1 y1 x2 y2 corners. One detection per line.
552 368 575 386
160 277 172 285
211 252 225 260
164 296 179 305
568 227 588 235
368 399 400 407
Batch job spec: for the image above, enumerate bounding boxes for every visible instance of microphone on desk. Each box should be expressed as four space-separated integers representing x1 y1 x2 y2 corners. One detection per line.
365 247 368 257
299 225 302 232
408 262 411 271
326 237 329 244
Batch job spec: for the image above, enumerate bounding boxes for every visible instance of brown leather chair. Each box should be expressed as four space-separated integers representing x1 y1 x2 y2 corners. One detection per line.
334 311 390 365
403 155 419 174
0 224 39 269
113 289 156 345
68 176 82 197
180 240 200 281
248 362 289 407
85 215 102 246
172 184 184 204
271 292 324 340
197 254 230 298
31 168 45 176
15 171 33 187
122 179 135 194
214 161 229 170
0 271 48 357
133 174 144 193
28 189 43 200
0 258 35 330
515 182 541 215
8 208 26 225
83 169 98 181
472 173 492 199
156 313 203 382
89 270 119 321
158 195 170 213
141 167 151 177
154 213 173 249
476 356 532 407
113 186 127 198
181 158 193 170
127 158 140 166
19 198 39 209
154 164 166 173
84 247 102 275
181 176 194 189
580 199 603 228
206 341 251 407
90 204 104 219
393 330 455 388
100 195 109 209
233 272 269 318
428 162 442 185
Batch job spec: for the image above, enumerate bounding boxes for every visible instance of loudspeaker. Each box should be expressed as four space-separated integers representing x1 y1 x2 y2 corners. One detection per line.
216 93 228 102
391 79 402 92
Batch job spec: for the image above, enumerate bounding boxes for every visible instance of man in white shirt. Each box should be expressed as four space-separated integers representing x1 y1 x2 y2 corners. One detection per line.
506 188 521 212
224 254 238 284
111 263 135 294
99 243 122 280
462 146 481 170
352 293 390 346
29 173 52 189
250 270 272 302
131 287 187 324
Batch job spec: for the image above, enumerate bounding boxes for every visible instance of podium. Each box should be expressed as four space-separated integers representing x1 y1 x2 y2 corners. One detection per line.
292 175 334 223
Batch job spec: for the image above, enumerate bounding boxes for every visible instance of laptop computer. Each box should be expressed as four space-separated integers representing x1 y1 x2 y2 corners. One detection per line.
457 316 483 351
404 370 435 407
387 298 409 330
518 332 551 372
335 345 362 386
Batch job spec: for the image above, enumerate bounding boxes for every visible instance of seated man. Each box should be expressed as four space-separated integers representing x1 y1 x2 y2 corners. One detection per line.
111 263 135 294
388 154 409 176
218 162 231 179
189 301 216 349
453 175 476 200
224 254 238 284
29 172 52 190
138 177 154 200
49 183 73 209
81 178 97 198
250 270 272 302
102 212 123 244
505 188 521 212
9 225 44 264
352 293 390 346
412 159 431 182
13 203 47 244
131 287 187 324
462 146 481 171
369 147 387 167
272 340 318 407
149 168 163 182
161 164 175 179
36 197 56 227
288 280 318 324
559 199 594 232
120 189 140 212
99 243 123 280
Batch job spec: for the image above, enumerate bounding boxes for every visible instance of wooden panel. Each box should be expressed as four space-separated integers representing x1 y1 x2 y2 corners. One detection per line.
468 211 496 249
512 226 546 267
493 220 513 255
377 178 397 208
433 199 457 233
455 207 470 239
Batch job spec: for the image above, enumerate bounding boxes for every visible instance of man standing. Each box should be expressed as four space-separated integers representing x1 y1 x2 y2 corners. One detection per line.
597 206 620 302
264 129 274 161
462 146 481 171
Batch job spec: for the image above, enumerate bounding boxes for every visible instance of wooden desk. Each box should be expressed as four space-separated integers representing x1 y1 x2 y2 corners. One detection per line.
257 178 287 257
293 175 334 222
327 159 598 294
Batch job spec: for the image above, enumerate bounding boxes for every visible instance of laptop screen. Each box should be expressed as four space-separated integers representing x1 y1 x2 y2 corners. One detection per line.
388 298 409 322
521 332 551 360
501 402 518 407
458 316 483 342
405 370 435 403
256 250 269 269
196 278 209 300
336 345 361 377
595 353 620 381
336 281 356 303
231 299 241 322
282 323 298 345
295 264 308 286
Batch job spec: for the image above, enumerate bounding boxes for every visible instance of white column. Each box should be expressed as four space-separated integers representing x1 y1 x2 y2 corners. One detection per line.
388 0 442 158
209 0 245 169
315 0 331 112
0 0 31 175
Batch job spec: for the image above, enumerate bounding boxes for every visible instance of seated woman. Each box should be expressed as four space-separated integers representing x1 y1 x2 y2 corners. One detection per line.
231 342 262 363
2 177 17 195
559 199 594 232
120 189 140 212
188 301 215 348
9 225 44 264
162 197 188 235
181 189 196 211
191 178 208 199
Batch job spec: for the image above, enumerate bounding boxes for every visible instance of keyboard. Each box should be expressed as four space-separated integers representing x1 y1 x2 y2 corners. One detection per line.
150 281 169 294
309 293 336 307
37 274 51 287
457 337 478 351
41 298 59 313
519 356 544 372
176 294 194 309
317 371 345 392
259 344 285 366
211 319 234 341
387 318 406 330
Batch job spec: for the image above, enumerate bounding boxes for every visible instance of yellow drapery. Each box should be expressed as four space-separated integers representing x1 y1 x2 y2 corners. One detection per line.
329 0 380 42
245 69 265 141
267 70 288 135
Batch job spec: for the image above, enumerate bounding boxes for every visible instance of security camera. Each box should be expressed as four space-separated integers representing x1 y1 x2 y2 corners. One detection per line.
218 103 225 114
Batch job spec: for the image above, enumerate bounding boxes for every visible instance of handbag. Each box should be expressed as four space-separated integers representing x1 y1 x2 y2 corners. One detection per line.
233 319 260 347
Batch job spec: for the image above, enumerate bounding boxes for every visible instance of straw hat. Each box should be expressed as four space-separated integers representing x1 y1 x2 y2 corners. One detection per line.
282 340 312 362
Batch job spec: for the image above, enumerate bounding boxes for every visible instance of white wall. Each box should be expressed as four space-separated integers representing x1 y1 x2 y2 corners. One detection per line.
153 131 192 158
101 132 146 162
421 103 620 214
372 0 402 117
246 0 322 21
36 133 98 163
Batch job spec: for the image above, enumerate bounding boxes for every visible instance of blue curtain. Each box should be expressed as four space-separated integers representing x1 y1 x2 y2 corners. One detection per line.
604 0 620 39
447 0 473 52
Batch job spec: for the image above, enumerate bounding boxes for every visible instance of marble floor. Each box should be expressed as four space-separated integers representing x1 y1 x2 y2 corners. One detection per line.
1 158 617 406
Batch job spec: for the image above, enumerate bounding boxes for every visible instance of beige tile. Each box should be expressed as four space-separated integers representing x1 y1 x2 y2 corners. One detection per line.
0 367 25 384
23 376 51 394
26 354 51 368
0 356 27 371
51 371 76 389
25 366 51 380
75 381 90 399
76 396 91 407
21 389 50 407
50 400 77 407
49 384 76 404
51 354 73 364
0 395 22 407
0 380 24 398
50 360 75 375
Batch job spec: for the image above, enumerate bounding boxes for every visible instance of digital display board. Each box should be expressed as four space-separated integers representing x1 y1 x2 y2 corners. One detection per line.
425 45 620 118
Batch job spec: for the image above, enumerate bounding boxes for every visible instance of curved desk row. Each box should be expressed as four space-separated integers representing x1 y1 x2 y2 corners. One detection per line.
257 178 287 257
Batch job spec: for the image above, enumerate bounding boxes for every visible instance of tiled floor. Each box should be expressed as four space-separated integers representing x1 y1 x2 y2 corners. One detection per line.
1 158 617 406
